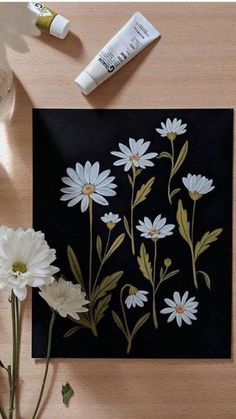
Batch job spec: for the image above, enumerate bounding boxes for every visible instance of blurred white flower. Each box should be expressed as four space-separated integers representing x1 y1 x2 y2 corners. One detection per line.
101 212 121 230
111 138 157 172
136 215 175 239
39 277 89 320
182 173 215 200
0 226 59 301
125 287 148 309
160 291 198 327
156 118 187 141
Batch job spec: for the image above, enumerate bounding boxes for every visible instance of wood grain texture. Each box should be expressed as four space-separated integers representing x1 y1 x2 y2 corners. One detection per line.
0 2 236 418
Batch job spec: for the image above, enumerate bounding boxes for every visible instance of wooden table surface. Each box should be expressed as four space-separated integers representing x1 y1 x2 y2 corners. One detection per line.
0 2 236 418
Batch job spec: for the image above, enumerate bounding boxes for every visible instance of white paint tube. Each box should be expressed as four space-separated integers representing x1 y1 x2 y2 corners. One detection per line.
75 11 160 95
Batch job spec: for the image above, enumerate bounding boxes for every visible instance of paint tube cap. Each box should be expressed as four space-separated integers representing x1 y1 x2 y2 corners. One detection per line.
50 15 70 39
75 71 97 95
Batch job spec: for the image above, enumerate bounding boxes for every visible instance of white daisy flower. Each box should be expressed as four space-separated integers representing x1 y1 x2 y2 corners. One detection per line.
125 286 149 309
160 291 198 327
39 277 89 320
136 215 175 239
156 118 187 141
111 138 158 172
60 161 117 212
182 173 215 200
101 212 121 230
0 227 59 301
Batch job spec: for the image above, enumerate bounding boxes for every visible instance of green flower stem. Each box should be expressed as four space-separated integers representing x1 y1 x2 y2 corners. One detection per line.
152 240 158 329
190 199 198 288
9 292 19 419
88 199 93 299
120 285 132 354
191 200 196 243
167 140 175 204
91 229 111 299
32 311 56 419
130 166 136 255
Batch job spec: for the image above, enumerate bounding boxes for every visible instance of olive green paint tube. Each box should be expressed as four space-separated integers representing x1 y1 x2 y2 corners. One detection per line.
28 2 70 39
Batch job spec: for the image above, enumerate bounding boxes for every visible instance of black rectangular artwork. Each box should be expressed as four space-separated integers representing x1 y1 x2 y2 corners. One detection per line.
32 109 233 358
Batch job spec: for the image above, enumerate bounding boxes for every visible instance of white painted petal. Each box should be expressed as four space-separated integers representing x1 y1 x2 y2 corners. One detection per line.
91 193 108 206
90 162 100 184
61 192 81 201
181 291 189 305
156 217 167 230
111 151 127 159
67 195 84 207
176 313 182 327
181 313 192 325
113 158 129 166
66 168 80 185
75 162 85 183
167 311 177 323
134 295 144 307
144 217 153 229
125 296 132 309
81 195 89 212
185 301 199 310
139 160 154 167
164 298 176 307
62 177 79 188
141 152 158 160
13 286 27 301
136 225 148 233
138 141 150 156
160 307 175 314
173 291 181 305
185 311 197 320
84 161 92 183
135 139 145 152
96 169 111 184
96 176 115 187
129 138 138 154
156 128 167 136
124 161 132 171
119 143 132 156
95 187 116 196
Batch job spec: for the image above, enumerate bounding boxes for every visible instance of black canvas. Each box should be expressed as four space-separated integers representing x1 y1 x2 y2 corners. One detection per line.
32 109 233 358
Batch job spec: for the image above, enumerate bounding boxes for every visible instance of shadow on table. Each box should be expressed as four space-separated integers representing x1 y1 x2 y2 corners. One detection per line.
37 31 83 59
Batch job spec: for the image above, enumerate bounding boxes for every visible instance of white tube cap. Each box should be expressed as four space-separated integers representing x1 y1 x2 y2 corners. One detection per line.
50 15 70 39
75 71 97 95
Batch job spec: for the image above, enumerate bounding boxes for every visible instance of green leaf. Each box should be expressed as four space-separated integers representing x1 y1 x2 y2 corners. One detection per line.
64 326 84 338
62 382 74 407
133 177 155 208
137 243 153 282
159 266 164 281
163 269 180 281
68 313 90 328
67 246 85 291
104 234 125 261
197 271 211 289
136 168 142 177
170 188 181 199
157 151 172 160
92 271 123 304
128 174 133 186
176 200 192 247
123 216 131 239
172 140 188 176
112 311 127 338
96 235 102 262
131 313 150 339
94 294 111 324
194 228 223 261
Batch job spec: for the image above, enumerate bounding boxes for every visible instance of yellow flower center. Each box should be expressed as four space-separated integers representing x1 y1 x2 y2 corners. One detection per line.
82 184 95 195
130 154 140 161
12 262 27 274
129 286 138 295
167 132 177 141
149 229 158 236
189 191 202 201
176 305 184 314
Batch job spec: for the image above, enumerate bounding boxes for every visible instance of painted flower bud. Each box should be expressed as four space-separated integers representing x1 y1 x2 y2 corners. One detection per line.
164 258 172 268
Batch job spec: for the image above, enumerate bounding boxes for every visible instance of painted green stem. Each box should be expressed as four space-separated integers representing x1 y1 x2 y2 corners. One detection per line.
32 311 56 419
191 199 198 288
130 166 136 255
191 200 196 243
91 229 111 298
120 285 132 354
88 199 93 298
152 240 158 329
9 292 19 419
167 140 175 204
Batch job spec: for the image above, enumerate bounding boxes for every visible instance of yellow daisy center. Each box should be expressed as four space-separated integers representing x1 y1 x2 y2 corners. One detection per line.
149 229 158 236
176 305 184 314
82 184 95 195
12 262 27 274
130 154 140 161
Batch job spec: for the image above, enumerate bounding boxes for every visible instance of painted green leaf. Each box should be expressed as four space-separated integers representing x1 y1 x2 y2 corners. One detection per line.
128 174 133 186
92 271 123 304
197 270 211 289
62 382 74 407
68 313 90 328
176 200 192 247
137 243 153 282
136 168 142 177
157 151 172 160
104 234 125 261
94 294 111 324
170 188 181 199
96 235 103 262
133 177 155 208
194 228 223 261
172 140 188 176
112 310 127 338
163 269 180 281
123 216 131 238
67 246 85 291
64 326 84 338
159 266 164 281
131 313 150 339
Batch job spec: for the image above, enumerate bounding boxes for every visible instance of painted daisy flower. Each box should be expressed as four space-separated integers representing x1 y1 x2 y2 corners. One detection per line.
101 212 121 230
60 161 117 212
156 118 187 141
0 227 59 301
39 277 89 320
125 286 149 309
111 138 158 172
160 291 198 327
182 173 215 200
136 215 175 239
